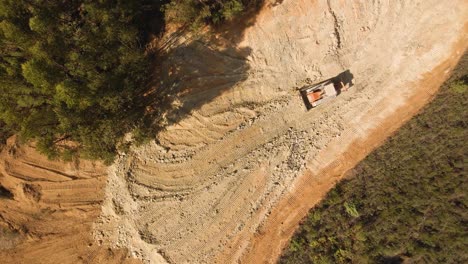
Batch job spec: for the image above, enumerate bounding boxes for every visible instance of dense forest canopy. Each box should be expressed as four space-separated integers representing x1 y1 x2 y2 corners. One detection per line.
0 0 252 163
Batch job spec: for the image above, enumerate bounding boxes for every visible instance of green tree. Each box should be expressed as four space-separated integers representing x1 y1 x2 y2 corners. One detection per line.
163 0 249 29
0 0 157 163
0 0 253 163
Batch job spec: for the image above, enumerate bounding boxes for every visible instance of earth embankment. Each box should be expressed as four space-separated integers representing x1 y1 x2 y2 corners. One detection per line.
96 0 468 263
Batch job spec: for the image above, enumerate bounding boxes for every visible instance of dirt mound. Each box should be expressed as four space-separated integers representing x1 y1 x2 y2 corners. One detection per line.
94 0 468 263
0 136 138 263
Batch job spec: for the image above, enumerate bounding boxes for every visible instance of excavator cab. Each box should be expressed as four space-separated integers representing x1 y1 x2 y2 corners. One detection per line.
300 70 353 110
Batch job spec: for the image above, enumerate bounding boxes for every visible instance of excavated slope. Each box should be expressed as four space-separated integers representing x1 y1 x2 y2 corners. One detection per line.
95 0 468 263
0 136 138 263
0 0 466 263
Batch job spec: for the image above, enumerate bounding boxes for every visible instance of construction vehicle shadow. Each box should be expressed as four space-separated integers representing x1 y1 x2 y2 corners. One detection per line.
334 69 354 94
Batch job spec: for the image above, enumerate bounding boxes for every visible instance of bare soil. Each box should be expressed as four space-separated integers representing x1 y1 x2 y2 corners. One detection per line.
0 0 466 263
229 37 468 264
95 0 468 263
0 136 139 263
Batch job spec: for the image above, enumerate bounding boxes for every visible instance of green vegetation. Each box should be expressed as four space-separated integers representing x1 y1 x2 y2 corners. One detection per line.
280 55 468 263
163 0 257 30
0 0 258 163
0 0 159 163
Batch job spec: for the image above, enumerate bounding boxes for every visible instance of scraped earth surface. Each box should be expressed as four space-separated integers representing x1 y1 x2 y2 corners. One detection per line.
0 137 139 263
94 0 468 263
0 0 466 263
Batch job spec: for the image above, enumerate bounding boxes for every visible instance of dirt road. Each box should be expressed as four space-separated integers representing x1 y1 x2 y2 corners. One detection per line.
95 0 468 263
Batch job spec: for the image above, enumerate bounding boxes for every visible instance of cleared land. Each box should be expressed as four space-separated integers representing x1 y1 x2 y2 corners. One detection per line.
95 0 468 263
0 0 466 263
280 53 468 263
0 136 137 263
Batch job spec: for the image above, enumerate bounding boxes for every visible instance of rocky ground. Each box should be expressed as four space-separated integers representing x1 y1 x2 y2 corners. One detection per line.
0 0 466 263
93 0 468 263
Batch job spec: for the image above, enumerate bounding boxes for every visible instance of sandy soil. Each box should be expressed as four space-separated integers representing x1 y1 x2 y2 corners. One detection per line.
229 38 468 264
93 0 468 263
0 137 139 263
0 1 466 263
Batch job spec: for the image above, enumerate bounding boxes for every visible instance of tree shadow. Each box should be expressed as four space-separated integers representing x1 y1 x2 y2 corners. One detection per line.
136 1 267 140
136 0 169 43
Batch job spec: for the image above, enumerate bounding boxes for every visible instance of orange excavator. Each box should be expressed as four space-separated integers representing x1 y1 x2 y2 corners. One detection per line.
300 70 353 110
